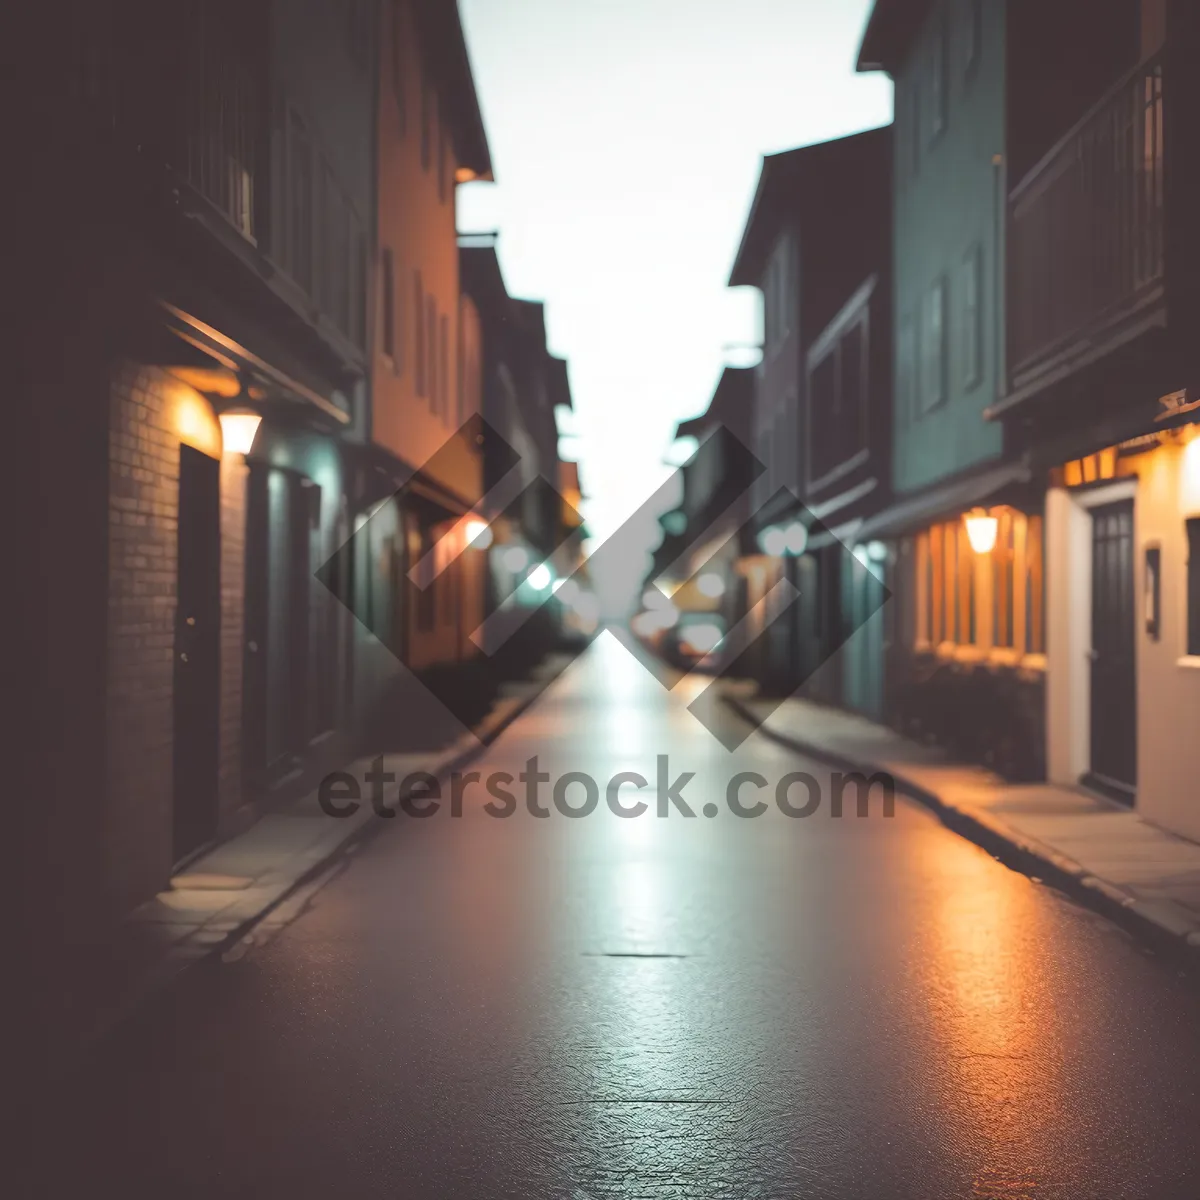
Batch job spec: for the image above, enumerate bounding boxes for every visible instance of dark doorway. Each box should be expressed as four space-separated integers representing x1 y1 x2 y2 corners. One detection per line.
244 464 317 784
173 445 222 864
1087 498 1137 803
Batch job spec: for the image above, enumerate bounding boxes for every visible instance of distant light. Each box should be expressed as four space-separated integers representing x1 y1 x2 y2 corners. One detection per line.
218 408 262 456
782 521 808 556
964 508 999 555
661 510 688 536
501 545 529 573
696 572 726 598
554 578 581 605
573 592 600 622
465 518 493 549
865 540 888 563
681 622 723 654
528 563 552 591
759 526 787 557
642 586 671 610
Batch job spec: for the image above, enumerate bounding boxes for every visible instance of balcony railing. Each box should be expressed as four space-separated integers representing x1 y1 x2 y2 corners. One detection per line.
1008 53 1165 387
69 1 259 242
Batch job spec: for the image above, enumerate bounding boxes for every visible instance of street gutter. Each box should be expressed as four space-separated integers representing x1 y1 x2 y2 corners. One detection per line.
724 695 1200 969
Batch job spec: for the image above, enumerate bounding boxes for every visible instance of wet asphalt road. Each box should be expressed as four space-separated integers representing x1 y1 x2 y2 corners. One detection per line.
15 637 1200 1198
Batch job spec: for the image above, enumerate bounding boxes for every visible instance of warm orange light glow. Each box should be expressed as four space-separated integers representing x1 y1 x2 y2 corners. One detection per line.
218 408 263 456
172 388 222 457
464 517 493 549
168 367 242 398
964 508 999 555
455 167 477 184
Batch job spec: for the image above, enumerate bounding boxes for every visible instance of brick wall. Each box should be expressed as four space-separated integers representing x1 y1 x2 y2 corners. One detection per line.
218 456 247 830
106 363 246 914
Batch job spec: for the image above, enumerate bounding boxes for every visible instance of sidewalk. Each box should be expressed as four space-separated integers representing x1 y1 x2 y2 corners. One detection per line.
726 692 1200 960
49 663 565 1088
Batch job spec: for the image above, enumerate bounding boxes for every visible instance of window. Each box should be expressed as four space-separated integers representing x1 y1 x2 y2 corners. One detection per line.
390 0 406 128
963 243 983 388
1025 514 1045 654
414 271 426 395
961 0 982 76
1188 519 1200 655
318 162 351 337
902 312 916 424
438 313 449 420
921 279 947 413
287 110 314 294
381 248 396 360
421 78 434 171
929 17 947 141
918 532 935 645
456 310 466 426
993 509 1015 648
910 80 921 176
427 295 438 411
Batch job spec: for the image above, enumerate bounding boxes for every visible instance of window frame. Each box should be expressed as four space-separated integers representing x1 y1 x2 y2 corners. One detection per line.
963 242 983 390
390 0 406 129
921 278 948 414
1187 518 1200 656
961 0 983 79
413 271 426 396
928 14 947 143
381 247 396 361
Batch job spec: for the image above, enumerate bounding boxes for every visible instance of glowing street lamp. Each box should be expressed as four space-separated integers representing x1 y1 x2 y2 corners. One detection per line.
527 563 552 591
964 508 999 555
218 407 262 456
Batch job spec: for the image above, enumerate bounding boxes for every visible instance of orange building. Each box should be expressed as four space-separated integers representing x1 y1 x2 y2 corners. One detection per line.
366 0 493 677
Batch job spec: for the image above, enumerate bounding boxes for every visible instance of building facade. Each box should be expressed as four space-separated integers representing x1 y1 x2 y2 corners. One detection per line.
856 0 1046 779
726 128 893 706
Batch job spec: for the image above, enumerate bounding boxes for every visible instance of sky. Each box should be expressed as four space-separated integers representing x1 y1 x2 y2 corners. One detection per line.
456 0 893 614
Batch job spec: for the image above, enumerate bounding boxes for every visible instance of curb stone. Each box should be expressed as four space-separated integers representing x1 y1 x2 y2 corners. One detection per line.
724 694 1200 967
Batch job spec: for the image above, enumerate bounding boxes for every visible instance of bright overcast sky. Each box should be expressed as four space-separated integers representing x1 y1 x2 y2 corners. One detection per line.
457 0 892 613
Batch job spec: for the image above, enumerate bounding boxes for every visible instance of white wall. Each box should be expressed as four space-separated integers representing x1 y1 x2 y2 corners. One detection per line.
1045 485 1095 785
1136 438 1200 841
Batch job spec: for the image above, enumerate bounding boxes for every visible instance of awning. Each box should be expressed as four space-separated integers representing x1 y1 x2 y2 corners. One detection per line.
856 459 1033 541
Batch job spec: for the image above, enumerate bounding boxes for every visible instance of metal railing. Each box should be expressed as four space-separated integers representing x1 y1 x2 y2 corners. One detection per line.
1008 53 1164 382
68 1 259 242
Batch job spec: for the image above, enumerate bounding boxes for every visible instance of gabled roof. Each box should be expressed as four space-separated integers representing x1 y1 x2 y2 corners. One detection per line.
414 0 493 179
856 0 932 74
728 126 891 287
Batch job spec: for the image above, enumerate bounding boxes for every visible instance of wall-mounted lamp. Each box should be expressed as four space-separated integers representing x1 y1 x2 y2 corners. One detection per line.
465 517 493 549
964 508 999 555
218 407 263 456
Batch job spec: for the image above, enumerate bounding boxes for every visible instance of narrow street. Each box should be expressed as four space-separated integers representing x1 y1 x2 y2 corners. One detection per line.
16 636 1200 1199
